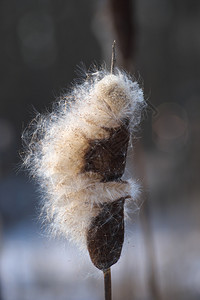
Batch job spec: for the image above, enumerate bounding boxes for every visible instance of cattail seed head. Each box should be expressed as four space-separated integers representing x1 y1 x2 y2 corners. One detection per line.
22 68 145 263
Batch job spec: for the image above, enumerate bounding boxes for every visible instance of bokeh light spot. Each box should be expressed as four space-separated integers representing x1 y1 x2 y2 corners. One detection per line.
152 103 189 152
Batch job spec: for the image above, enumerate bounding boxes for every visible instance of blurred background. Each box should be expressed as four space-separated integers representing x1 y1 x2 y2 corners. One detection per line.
0 0 200 299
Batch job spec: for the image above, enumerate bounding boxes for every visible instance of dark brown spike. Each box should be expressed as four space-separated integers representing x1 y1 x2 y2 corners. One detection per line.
86 198 125 270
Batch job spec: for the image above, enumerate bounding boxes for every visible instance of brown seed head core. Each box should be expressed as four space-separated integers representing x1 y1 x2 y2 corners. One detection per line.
85 118 129 269
84 119 129 182
86 198 125 270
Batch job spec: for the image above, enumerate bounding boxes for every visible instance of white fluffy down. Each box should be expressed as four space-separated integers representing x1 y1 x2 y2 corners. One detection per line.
23 69 146 247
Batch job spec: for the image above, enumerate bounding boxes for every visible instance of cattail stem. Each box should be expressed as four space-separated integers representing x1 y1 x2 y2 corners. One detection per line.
103 268 112 300
110 40 116 74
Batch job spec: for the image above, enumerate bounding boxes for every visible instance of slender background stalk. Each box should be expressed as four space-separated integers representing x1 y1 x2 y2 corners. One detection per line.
107 1 161 299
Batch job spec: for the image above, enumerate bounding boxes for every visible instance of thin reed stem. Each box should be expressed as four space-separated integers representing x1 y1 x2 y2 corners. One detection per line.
110 41 116 74
103 268 112 300
141 196 161 300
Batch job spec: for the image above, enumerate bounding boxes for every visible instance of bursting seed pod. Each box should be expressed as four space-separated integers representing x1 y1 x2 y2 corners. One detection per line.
22 66 145 273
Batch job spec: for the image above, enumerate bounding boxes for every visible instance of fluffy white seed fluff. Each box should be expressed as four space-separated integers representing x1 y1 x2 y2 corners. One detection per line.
22 68 146 247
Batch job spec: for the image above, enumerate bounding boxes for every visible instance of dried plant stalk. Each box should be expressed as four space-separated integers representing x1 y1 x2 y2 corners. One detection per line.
22 43 146 300
104 268 112 300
